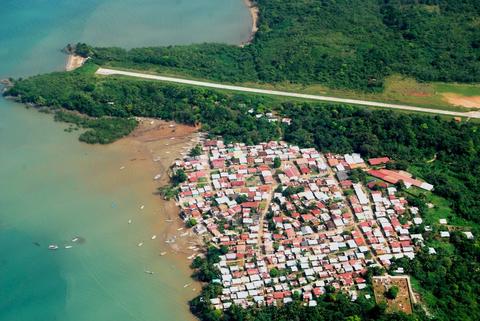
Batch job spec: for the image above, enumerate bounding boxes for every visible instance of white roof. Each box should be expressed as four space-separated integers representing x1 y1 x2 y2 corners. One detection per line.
464 231 474 239
353 184 369 205
420 183 434 191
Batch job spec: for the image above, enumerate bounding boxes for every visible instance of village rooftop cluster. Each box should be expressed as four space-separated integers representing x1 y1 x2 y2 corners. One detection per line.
172 139 436 310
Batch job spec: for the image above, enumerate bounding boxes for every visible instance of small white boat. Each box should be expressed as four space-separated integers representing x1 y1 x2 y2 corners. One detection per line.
180 232 189 237
165 219 173 222
137 242 144 247
184 283 191 288
48 244 59 250
65 245 73 249
72 237 79 242
153 174 161 180
159 252 167 256
151 235 157 240
120 166 125 170
128 219 132 224
140 205 145 210
187 254 196 260
144 270 154 274
177 227 184 231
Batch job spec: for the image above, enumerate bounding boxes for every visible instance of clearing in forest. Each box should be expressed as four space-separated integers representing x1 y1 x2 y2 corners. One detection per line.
372 275 415 314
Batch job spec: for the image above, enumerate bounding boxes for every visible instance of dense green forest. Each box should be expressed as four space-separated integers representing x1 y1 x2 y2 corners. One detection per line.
4 66 280 144
88 0 480 91
5 65 480 320
391 232 480 321
54 111 137 144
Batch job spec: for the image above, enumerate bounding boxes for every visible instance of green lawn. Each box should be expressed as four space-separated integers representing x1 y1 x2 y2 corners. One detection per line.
242 75 480 112
435 83 480 97
405 186 472 229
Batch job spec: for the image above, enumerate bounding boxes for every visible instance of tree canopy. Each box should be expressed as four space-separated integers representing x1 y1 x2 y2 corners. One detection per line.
90 0 480 91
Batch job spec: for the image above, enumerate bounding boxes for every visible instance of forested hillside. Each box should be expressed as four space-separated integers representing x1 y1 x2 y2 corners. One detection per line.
89 0 480 91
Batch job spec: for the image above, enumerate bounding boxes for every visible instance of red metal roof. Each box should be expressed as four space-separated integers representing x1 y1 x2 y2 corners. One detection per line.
368 157 390 166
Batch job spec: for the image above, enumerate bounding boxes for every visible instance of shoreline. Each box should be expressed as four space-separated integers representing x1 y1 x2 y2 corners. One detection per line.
110 117 205 309
242 0 259 45
119 117 205 262
0 78 12 87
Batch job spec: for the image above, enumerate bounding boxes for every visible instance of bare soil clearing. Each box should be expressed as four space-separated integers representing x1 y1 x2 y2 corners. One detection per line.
373 276 415 314
65 54 86 71
443 93 480 108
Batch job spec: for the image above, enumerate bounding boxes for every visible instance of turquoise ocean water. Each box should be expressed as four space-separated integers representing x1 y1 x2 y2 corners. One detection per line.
0 1 250 320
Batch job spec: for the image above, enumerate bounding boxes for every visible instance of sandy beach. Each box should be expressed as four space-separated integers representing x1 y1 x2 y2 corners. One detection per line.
243 0 259 44
65 54 86 71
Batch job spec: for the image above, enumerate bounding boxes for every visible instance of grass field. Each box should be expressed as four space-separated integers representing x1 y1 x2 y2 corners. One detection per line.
241 75 480 112
434 83 480 97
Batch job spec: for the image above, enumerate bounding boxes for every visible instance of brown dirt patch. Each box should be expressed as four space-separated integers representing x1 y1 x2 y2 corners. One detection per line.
372 276 414 314
443 93 480 108
409 91 431 97
65 54 86 71
130 118 198 142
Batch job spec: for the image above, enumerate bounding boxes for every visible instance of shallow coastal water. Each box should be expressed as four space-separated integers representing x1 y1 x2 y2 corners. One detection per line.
1 0 251 78
0 1 250 320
